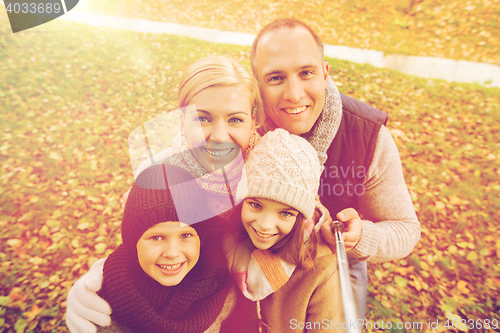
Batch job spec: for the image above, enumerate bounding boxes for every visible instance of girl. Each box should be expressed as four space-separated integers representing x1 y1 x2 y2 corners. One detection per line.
225 129 344 333
97 164 234 333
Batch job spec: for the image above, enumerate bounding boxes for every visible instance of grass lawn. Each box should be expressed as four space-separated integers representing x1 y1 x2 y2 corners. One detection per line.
1 13 499 333
81 0 500 65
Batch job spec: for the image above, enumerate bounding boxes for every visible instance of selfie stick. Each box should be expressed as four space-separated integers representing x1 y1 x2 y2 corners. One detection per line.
331 221 362 333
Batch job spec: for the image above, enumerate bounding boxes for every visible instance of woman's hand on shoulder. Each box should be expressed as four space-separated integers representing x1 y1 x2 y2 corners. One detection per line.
66 259 112 333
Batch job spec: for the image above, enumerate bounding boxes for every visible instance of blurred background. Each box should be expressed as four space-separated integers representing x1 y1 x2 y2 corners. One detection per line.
1 0 499 332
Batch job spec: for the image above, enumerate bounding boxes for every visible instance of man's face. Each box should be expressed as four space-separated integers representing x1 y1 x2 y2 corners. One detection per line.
254 27 329 136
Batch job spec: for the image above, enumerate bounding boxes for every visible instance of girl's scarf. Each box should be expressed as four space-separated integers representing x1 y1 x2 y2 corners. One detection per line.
100 222 231 333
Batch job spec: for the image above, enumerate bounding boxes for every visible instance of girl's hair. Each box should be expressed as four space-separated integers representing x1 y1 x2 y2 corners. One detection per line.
177 56 265 129
268 211 318 270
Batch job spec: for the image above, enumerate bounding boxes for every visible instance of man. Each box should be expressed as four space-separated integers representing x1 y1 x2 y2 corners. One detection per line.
250 18 420 320
66 18 420 332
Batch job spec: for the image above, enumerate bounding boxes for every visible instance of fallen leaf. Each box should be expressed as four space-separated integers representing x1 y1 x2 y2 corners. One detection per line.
23 303 45 322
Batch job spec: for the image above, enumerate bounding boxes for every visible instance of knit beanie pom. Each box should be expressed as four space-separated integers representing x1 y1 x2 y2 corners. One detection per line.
237 129 321 219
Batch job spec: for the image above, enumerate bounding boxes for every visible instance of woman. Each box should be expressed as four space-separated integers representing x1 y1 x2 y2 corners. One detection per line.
66 55 266 333
127 55 265 220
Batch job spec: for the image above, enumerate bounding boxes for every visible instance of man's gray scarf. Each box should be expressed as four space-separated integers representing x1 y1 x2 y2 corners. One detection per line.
301 77 342 167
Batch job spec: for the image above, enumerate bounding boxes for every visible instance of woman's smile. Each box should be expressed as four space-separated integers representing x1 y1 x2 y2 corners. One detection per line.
203 147 234 158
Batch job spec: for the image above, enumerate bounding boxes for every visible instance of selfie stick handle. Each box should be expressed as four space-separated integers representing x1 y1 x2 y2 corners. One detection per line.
332 222 362 333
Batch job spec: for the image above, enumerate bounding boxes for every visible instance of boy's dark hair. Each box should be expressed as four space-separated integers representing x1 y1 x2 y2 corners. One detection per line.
122 163 207 250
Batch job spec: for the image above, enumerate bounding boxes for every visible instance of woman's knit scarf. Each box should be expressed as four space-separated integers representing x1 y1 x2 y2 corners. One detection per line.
100 223 231 333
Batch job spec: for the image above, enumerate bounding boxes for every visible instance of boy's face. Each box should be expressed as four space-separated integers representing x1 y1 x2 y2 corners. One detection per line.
137 222 200 286
241 198 299 250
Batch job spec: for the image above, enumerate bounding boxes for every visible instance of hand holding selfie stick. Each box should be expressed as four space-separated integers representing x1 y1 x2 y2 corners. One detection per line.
331 221 362 333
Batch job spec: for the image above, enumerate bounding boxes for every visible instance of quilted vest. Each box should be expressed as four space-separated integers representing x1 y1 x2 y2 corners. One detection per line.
320 94 388 217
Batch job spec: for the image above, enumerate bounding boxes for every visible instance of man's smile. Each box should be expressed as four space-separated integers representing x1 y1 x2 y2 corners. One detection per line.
283 106 307 114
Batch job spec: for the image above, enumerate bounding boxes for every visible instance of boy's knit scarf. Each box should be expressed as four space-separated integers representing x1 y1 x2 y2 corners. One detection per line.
100 225 230 333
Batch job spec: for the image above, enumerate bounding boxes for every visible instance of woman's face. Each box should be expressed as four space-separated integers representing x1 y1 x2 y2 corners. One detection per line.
137 222 200 286
181 85 255 173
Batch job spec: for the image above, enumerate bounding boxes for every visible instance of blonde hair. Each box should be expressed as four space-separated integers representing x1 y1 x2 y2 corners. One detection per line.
178 56 265 128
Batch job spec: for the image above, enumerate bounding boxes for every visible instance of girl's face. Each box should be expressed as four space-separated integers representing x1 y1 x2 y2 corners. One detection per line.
137 222 200 286
181 85 255 173
241 198 299 250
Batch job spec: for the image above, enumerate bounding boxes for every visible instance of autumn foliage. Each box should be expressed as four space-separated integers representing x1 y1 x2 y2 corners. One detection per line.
1 1 499 332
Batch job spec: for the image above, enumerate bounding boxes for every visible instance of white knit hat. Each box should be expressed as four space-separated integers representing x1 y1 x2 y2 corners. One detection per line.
236 129 322 219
